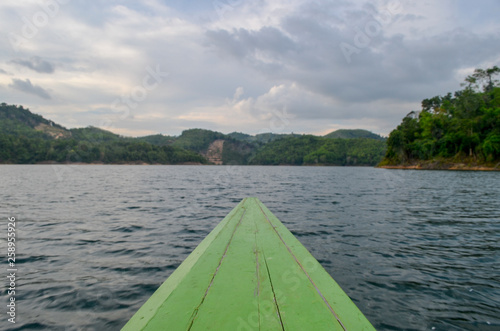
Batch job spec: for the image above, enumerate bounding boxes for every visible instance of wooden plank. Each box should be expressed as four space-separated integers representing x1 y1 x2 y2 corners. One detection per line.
188 200 259 330
122 198 375 330
255 199 374 330
122 199 247 330
253 199 343 330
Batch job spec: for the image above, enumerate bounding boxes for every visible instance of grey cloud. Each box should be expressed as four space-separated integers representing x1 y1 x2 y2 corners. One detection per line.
9 78 52 100
0 1 497 137
11 57 55 74
0 68 8 75
206 2 500 109
298 29 500 104
206 26 297 63
400 14 425 22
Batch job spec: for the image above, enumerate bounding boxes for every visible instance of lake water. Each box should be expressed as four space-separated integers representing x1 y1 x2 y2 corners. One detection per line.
0 165 499 330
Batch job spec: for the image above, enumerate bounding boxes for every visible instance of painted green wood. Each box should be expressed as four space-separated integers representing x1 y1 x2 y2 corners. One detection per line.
122 198 375 331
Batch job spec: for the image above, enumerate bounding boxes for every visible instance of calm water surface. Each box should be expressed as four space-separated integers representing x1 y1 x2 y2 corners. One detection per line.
0 165 499 330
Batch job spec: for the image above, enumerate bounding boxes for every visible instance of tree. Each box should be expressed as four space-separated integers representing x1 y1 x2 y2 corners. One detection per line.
381 67 500 166
464 66 500 92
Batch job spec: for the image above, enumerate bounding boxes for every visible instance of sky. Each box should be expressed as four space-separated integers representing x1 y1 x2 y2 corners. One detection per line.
0 0 499 137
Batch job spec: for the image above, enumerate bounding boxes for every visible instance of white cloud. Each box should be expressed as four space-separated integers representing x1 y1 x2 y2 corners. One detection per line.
0 0 499 137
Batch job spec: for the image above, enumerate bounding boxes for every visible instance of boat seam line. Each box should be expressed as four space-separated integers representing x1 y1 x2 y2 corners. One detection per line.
254 223 261 330
263 251 285 331
186 205 247 330
257 202 347 331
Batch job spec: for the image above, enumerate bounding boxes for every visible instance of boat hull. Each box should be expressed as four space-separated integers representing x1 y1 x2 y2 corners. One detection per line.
122 197 374 330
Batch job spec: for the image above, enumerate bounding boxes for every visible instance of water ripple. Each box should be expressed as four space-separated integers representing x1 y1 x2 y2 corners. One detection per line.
0 165 498 330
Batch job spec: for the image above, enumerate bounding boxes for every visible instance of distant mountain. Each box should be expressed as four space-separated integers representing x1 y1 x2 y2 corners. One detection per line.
171 129 256 165
227 132 252 142
0 103 70 139
228 131 301 144
250 135 386 166
0 104 207 165
324 129 385 140
0 102 388 166
70 126 122 142
172 129 226 152
135 134 175 146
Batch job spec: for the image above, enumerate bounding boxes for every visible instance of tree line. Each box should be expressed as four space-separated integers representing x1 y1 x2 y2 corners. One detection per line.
250 135 387 166
0 105 207 164
0 134 207 164
1 103 387 166
381 66 500 165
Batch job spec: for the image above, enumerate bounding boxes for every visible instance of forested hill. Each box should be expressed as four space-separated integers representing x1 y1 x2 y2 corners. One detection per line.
0 103 70 139
0 103 207 165
249 135 386 166
380 66 500 169
0 103 386 165
324 129 385 140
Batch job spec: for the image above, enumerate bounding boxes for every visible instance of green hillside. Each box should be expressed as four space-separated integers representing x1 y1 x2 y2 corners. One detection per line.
380 66 500 168
0 104 207 164
172 129 225 152
0 103 70 139
1 103 388 166
221 138 256 165
227 132 253 142
70 126 122 142
250 135 386 166
228 131 300 144
325 129 384 140
136 134 175 146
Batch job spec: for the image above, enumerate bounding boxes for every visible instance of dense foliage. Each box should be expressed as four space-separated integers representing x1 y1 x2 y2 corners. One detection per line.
221 138 256 165
69 126 123 143
172 129 225 152
135 134 175 146
0 134 207 164
227 131 301 144
324 129 384 140
0 104 207 164
1 103 387 166
0 103 65 139
382 67 500 165
250 135 387 166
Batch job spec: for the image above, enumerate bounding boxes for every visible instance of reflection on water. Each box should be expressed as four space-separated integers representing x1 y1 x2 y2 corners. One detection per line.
0 165 499 330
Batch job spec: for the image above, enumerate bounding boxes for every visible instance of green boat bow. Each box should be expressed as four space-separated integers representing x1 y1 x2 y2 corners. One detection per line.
122 197 375 330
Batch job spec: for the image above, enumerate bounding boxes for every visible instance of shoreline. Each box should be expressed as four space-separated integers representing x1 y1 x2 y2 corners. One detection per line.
3 163 369 166
378 163 500 171
31 161 206 166
1 162 499 170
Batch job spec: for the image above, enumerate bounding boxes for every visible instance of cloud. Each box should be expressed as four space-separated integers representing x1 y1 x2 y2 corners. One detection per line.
9 78 52 100
11 57 55 74
0 68 8 75
206 3 500 105
0 1 499 136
